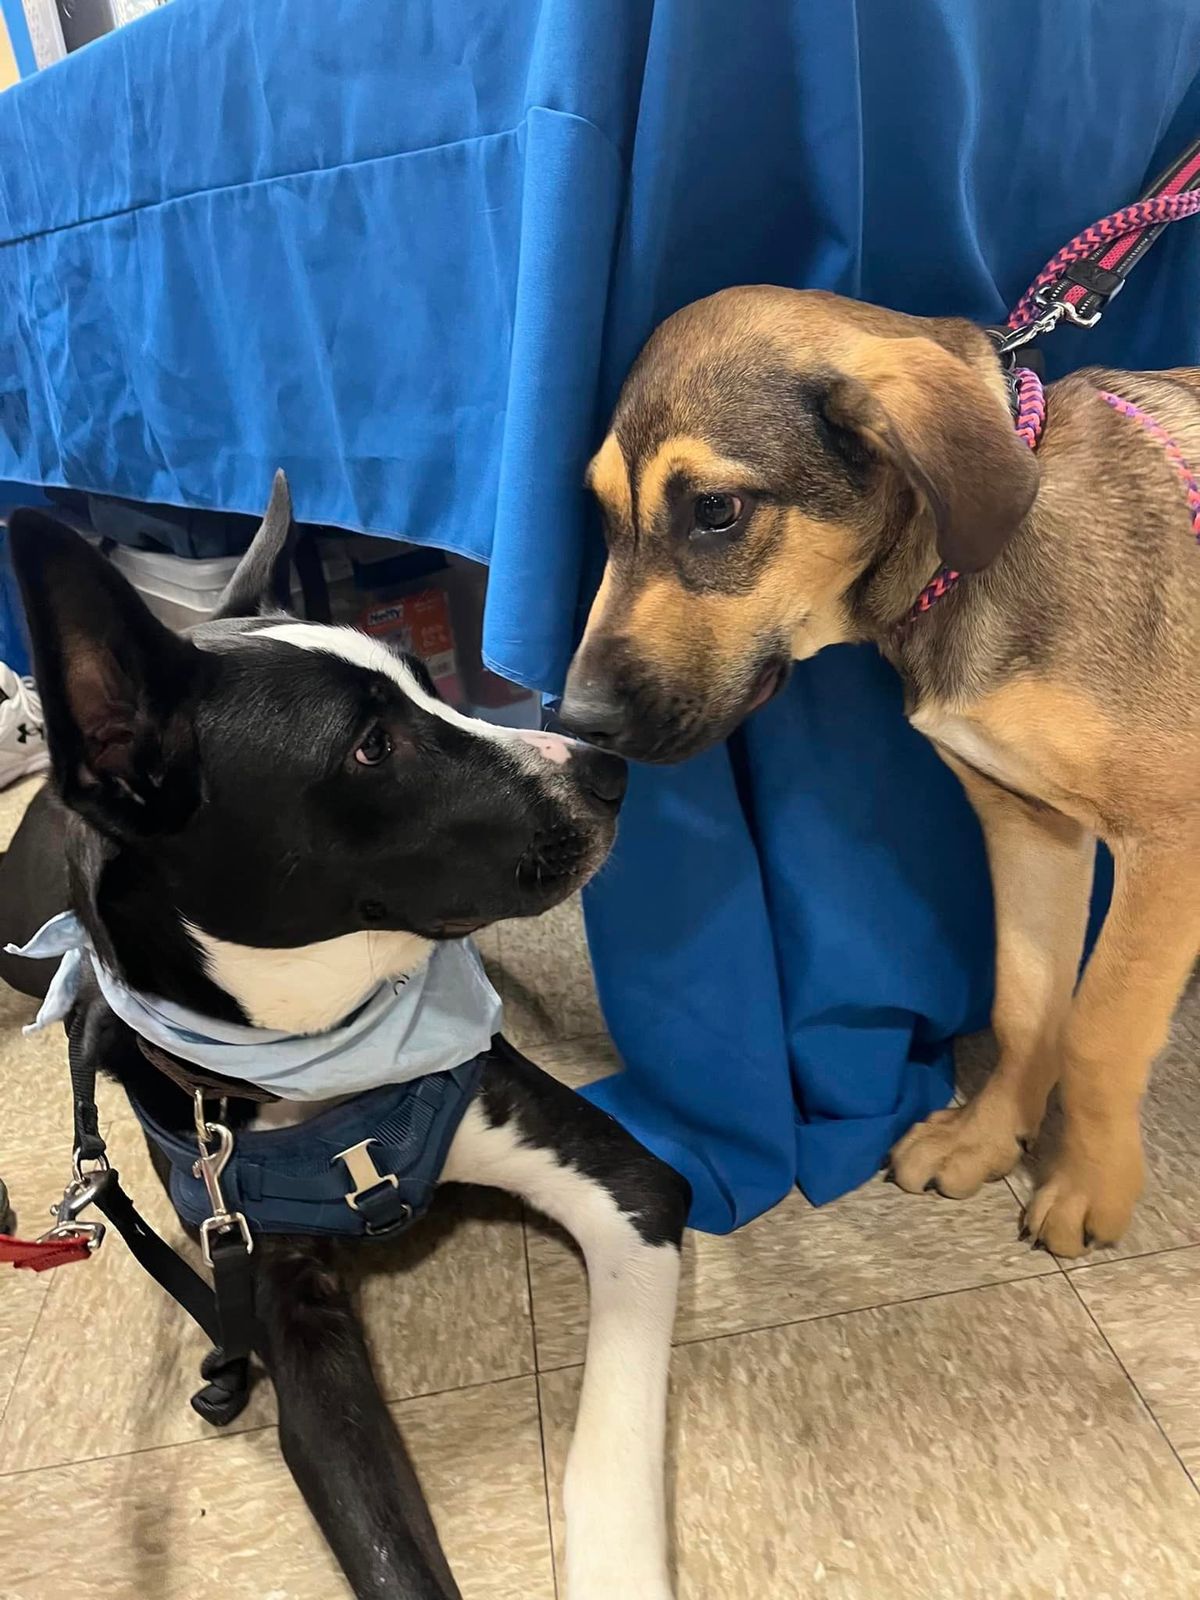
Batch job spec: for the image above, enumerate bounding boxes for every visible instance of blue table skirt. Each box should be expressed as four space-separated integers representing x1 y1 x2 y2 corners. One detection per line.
1 0 1195 1228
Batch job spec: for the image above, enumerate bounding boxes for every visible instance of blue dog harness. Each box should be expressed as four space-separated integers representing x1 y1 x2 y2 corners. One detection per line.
10 912 497 1239
127 1061 483 1238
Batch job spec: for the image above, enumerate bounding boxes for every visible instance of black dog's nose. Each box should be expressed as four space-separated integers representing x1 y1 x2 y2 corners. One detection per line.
570 745 628 807
557 686 628 749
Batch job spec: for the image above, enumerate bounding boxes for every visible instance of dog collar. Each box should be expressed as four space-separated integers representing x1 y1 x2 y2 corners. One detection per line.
8 911 502 1101
903 142 1200 629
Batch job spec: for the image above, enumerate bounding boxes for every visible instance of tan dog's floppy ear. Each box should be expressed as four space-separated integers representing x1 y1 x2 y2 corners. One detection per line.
827 335 1039 572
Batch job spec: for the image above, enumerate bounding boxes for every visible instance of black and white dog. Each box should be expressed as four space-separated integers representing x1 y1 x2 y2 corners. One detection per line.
0 478 688 1600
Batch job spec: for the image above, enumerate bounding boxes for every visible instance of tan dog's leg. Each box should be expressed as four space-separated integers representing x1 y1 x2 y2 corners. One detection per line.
1024 834 1200 1256
890 772 1094 1197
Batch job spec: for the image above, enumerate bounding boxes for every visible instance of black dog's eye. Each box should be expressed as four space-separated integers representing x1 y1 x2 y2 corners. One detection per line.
354 725 393 767
692 492 744 534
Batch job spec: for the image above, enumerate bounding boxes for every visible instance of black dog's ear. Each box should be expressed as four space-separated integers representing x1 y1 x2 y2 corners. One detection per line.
7 511 207 837
212 469 299 620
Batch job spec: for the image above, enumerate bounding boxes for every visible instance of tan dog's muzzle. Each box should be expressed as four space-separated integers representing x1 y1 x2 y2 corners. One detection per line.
559 616 790 764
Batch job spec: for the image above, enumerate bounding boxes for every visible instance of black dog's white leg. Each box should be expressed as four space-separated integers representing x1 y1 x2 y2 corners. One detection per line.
255 1236 461 1600
441 1048 689 1600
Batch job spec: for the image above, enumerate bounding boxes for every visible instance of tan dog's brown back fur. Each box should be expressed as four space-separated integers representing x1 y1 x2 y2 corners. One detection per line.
561 286 1200 1257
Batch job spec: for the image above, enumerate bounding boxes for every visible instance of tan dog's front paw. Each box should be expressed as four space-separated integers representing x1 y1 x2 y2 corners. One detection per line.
1023 1143 1144 1257
889 1101 1028 1199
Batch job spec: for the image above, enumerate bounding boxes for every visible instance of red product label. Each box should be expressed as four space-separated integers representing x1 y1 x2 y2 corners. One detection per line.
360 588 462 701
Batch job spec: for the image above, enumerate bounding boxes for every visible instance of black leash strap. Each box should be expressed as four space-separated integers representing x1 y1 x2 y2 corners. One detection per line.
67 981 111 1169
89 1168 220 1345
65 993 256 1425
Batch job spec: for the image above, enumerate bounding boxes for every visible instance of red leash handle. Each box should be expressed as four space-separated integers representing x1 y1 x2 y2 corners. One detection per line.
1 1164 108 1271
0 1231 96 1271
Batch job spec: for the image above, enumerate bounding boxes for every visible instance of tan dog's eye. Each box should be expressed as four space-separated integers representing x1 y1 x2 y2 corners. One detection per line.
692 493 744 534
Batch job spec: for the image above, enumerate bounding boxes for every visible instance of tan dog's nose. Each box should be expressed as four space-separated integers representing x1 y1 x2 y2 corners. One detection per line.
558 668 628 749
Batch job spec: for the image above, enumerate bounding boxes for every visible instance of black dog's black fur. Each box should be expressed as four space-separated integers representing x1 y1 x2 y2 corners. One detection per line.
0 480 689 1599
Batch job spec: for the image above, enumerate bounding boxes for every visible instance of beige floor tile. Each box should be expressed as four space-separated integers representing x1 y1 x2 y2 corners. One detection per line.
1073 1246 1200 1478
0 980 131 1200
526 1030 621 1090
349 1183 535 1400
0 781 118 1428
1 1375 555 1600
0 773 44 849
528 1169 1058 1372
0 977 130 1427
0 1266 48 1426
540 1276 1200 1599
494 894 603 1048
1 1117 535 1471
0 1119 278 1473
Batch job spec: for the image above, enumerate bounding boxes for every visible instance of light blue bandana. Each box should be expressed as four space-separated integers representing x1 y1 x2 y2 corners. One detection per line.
7 911 502 1101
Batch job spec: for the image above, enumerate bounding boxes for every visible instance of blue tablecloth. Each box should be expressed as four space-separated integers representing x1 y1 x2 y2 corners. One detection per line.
1 0 1197 1229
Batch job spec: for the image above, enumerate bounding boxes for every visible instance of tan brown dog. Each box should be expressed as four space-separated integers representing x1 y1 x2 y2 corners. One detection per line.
558 286 1200 1257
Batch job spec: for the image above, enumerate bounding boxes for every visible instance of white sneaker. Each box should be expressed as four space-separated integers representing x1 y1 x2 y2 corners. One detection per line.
0 663 49 789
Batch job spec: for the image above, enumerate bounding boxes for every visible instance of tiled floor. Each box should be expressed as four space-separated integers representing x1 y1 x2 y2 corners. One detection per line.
2 773 1199 1598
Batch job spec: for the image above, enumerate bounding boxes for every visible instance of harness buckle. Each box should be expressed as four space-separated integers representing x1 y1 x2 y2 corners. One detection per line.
192 1092 254 1267
334 1138 413 1234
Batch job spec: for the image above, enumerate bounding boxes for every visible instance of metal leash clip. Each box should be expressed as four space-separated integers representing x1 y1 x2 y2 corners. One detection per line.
192 1091 253 1267
991 301 1068 357
1032 281 1112 329
41 1154 109 1254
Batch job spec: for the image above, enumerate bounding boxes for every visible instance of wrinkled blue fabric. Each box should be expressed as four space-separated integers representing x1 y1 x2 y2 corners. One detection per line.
1 0 1197 1229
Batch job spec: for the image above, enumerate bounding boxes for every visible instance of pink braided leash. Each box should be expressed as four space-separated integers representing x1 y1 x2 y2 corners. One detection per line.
1098 391 1200 543
1011 365 1045 451
903 158 1200 628
1008 187 1200 334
